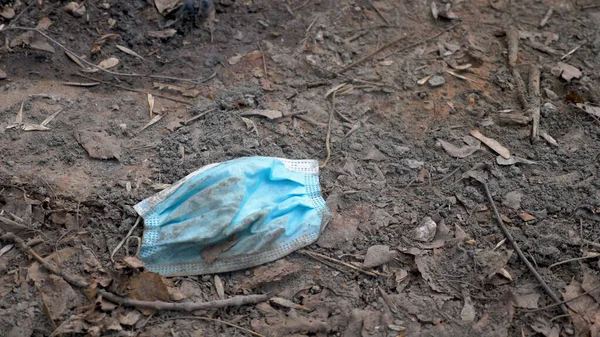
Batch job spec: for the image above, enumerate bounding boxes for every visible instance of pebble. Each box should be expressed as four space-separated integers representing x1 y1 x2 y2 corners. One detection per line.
363 245 396 268
541 102 557 118
413 217 437 242
243 138 259 149
403 159 424 169
428 75 446 88
503 191 523 210
544 88 559 100
350 142 363 151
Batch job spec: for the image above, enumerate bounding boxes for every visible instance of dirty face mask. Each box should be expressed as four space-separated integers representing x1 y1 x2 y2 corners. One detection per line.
134 157 331 276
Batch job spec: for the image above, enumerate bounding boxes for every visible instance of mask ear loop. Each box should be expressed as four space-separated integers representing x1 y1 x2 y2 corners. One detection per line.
110 216 141 263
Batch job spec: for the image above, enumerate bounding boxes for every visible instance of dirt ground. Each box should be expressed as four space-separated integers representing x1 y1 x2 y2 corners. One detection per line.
1 0 600 336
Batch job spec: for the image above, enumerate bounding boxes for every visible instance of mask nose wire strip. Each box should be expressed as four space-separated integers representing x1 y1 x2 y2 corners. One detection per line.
110 216 142 263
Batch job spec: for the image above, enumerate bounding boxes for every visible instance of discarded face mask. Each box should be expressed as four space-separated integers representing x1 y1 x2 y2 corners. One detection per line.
134 157 331 276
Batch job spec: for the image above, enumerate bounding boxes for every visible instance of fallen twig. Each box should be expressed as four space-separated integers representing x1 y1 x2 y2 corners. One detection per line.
507 28 519 68
184 108 217 125
478 182 569 316
367 0 390 26
512 69 529 110
165 316 265 337
383 23 461 59
75 74 193 105
525 284 600 313
528 66 541 141
299 249 385 276
0 215 32 235
257 41 268 80
539 7 553 27
4 26 215 85
338 33 407 74
561 42 586 60
1 232 268 311
549 253 600 269
320 91 335 168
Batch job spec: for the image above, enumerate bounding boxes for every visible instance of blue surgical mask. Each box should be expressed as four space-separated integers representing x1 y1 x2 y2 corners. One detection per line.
134 157 331 276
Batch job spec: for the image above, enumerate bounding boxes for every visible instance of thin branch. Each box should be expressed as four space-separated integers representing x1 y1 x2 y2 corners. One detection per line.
257 41 268 80
75 74 193 105
382 23 460 59
320 91 335 168
478 182 569 315
3 26 216 85
525 284 600 313
338 34 407 74
1 232 268 311
98 290 267 312
299 249 386 277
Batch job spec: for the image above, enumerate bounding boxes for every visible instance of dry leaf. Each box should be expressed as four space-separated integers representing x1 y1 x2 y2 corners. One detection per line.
270 297 311 311
153 82 200 97
460 293 476 322
417 74 432 85
127 271 171 315
148 29 177 38
513 293 540 309
30 38 55 53
123 256 145 269
140 114 163 131
496 155 537 166
36 17 53 30
438 139 479 158
64 50 91 70
74 129 121 160
0 6 15 19
64 2 86 18
430 2 438 19
214 275 225 300
552 62 582 81
241 117 258 135
575 103 600 119
470 129 510 159
98 57 119 69
116 44 145 60
240 109 283 120
49 314 88 337
228 54 243 65
498 268 513 281
518 212 536 222
147 94 154 119
41 275 79 320
93 33 120 46
41 108 64 127
118 311 142 326
154 0 180 14
22 123 50 131
15 100 24 124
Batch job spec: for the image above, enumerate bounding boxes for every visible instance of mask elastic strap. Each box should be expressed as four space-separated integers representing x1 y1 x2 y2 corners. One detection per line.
110 216 141 262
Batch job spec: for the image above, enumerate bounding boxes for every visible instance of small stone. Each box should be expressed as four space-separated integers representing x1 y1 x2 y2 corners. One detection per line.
350 142 363 151
544 88 558 100
64 2 86 18
394 145 411 155
363 245 396 268
428 75 446 88
0 69 6 80
413 217 437 242
403 159 424 169
541 102 557 118
243 138 259 149
503 191 522 210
